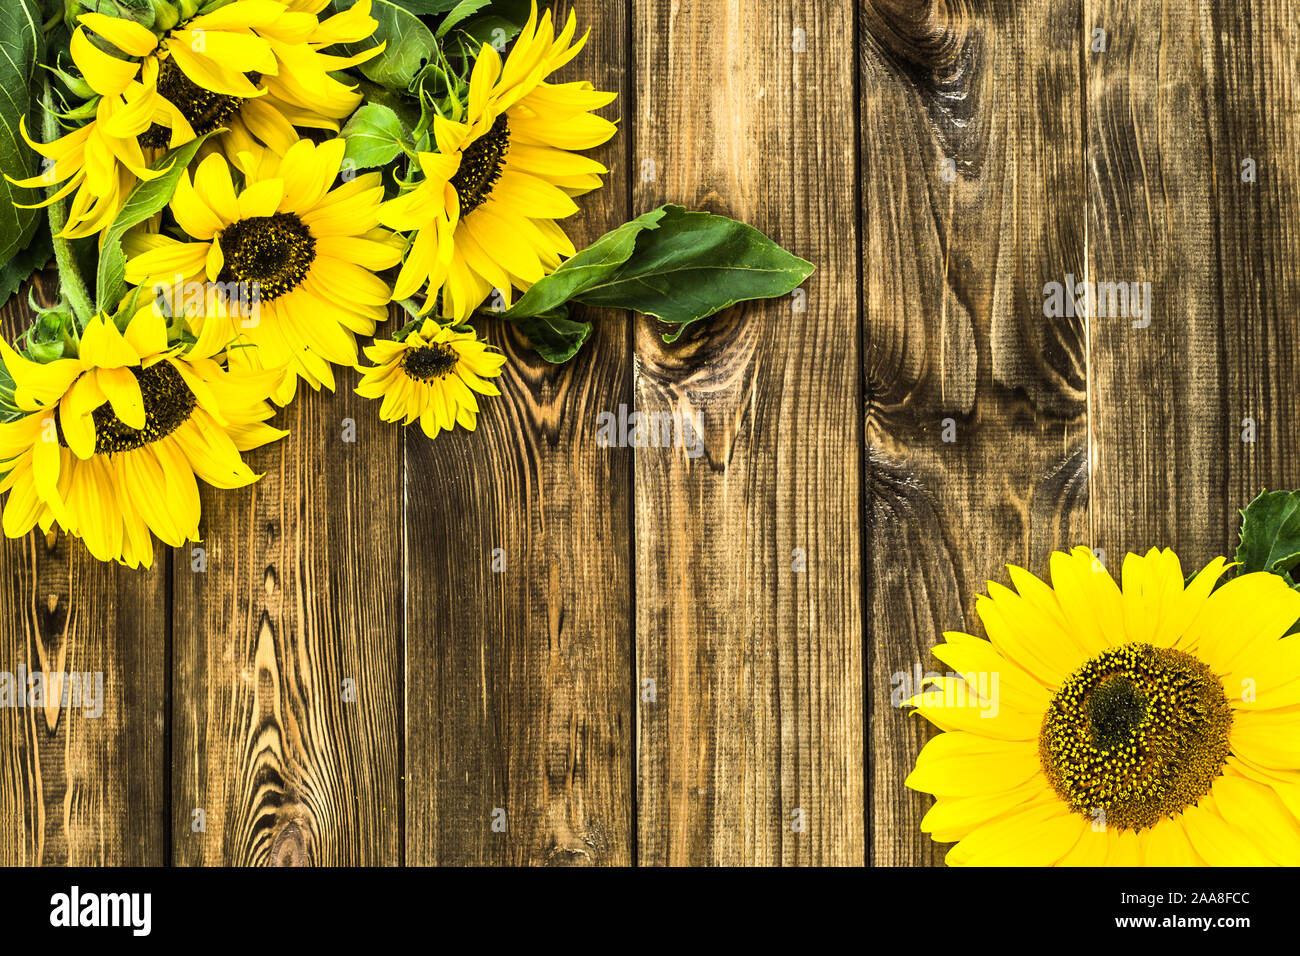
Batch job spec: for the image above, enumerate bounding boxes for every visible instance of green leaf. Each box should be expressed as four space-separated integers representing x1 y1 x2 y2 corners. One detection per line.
1236 490 1300 586
0 0 44 262
436 0 491 37
453 17 518 52
95 131 215 313
0 216 53 310
502 207 667 320
333 0 436 90
578 206 814 342
467 0 532 25
452 0 532 51
508 307 592 364
386 0 461 13
354 77 423 131
504 205 815 344
341 103 407 169
0 355 20 426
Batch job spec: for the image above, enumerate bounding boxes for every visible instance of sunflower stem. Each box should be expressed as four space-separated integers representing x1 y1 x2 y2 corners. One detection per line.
40 81 95 330
393 302 426 339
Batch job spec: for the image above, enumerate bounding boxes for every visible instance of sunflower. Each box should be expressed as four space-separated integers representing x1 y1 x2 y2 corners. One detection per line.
7 1 382 238
906 546 1300 866
0 308 286 569
124 138 401 406
355 320 505 439
379 1 617 322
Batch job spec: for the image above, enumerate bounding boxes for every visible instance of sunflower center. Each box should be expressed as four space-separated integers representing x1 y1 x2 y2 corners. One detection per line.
1087 675 1149 751
138 57 256 150
56 362 197 455
402 343 460 381
216 212 316 301
1039 642 1232 832
450 114 510 217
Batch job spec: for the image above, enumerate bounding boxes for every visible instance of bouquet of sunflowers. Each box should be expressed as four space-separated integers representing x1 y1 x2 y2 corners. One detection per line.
0 0 812 568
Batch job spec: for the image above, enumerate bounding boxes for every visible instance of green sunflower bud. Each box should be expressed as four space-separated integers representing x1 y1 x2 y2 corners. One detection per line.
149 0 181 32
20 297 79 363
44 63 96 102
70 0 157 29
57 98 99 122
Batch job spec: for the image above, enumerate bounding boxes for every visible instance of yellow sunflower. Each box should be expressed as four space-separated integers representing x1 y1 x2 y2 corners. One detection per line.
379 1 617 322
124 138 401 406
0 308 286 569
7 1 382 238
906 546 1300 866
355 320 505 438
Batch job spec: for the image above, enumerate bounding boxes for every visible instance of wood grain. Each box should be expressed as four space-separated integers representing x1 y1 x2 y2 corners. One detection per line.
632 0 863 866
862 0 1089 865
1086 0 1226 566
1087 0 1300 567
0 272 167 865
170 349 404 865
1214 4 1300 507
403 0 634 866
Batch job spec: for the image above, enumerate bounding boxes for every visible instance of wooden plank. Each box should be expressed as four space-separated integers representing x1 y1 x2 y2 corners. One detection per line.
403 0 633 866
170 351 404 865
1086 0 1225 565
862 0 1089 865
1088 0 1300 566
0 273 167 865
1214 4 1300 504
633 0 863 866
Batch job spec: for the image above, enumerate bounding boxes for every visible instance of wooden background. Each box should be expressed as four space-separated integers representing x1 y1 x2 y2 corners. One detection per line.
0 0 1288 867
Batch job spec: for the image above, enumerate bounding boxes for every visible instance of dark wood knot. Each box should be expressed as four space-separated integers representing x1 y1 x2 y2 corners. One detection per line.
863 0 970 72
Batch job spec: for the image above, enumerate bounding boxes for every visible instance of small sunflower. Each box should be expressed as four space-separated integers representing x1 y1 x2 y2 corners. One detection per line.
0 308 286 569
7 1 382 238
124 138 401 406
355 320 506 439
906 546 1300 866
379 1 617 322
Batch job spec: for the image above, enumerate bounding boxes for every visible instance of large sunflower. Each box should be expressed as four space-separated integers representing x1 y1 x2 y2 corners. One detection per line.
7 1 382 239
0 308 285 569
379 2 616 322
906 546 1300 866
124 138 400 406
355 320 506 439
